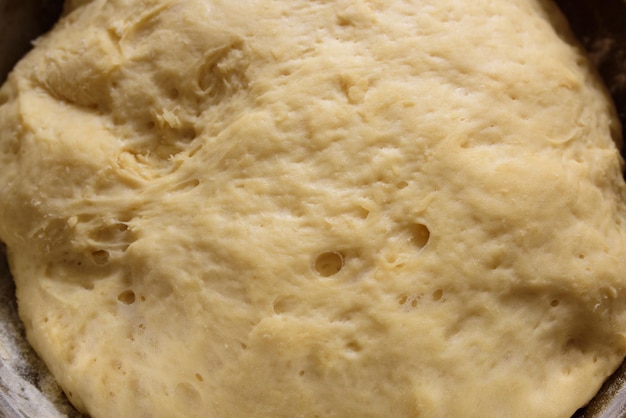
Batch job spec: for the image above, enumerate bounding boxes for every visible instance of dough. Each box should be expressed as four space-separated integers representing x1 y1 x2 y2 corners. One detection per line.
1 0 626 417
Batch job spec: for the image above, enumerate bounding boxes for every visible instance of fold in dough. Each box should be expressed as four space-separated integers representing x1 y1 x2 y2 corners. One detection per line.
1 0 626 417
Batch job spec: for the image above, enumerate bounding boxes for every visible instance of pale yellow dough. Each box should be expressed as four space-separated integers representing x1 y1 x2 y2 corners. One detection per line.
1 0 626 417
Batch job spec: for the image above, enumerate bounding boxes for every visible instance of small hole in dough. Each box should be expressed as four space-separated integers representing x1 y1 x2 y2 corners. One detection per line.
346 341 362 352
551 299 560 307
117 290 136 305
432 289 443 301
314 252 344 277
396 181 408 189
409 223 430 249
357 206 370 219
195 373 204 382
182 127 197 140
91 250 110 264
398 295 408 305
272 296 296 314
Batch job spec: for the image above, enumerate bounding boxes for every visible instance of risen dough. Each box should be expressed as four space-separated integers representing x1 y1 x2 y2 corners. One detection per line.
1 0 626 417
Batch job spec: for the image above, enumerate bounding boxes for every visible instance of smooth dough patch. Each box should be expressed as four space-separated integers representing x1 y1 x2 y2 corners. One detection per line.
1 0 626 417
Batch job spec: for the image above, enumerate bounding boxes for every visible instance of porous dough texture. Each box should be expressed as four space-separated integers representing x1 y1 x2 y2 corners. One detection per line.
1 0 626 417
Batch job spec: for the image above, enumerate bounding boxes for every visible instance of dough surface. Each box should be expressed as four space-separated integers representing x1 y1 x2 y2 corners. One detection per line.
1 0 626 417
